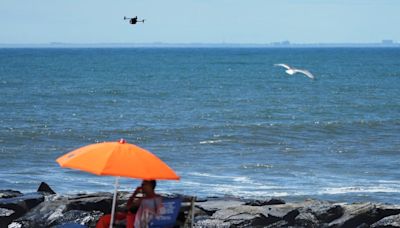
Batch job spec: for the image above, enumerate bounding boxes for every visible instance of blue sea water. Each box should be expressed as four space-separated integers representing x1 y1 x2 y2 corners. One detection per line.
0 48 399 204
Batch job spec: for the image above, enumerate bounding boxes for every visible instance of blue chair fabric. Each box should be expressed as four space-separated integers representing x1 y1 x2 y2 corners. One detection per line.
149 197 182 228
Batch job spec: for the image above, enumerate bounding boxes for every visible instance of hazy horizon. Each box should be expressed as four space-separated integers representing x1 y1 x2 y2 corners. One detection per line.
1 40 399 48
1 0 400 44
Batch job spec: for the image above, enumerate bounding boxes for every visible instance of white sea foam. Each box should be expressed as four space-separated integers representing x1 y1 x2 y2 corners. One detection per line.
188 172 226 178
241 163 274 169
378 180 400 184
318 186 400 195
209 184 305 198
199 139 229 144
188 172 258 185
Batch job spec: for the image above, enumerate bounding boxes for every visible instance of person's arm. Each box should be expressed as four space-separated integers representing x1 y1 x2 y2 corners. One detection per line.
126 187 142 209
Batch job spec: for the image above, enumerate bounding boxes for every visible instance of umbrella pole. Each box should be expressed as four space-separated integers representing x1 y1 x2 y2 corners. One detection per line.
109 177 119 228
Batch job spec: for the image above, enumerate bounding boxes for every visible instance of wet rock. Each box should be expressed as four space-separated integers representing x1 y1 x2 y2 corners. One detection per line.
294 211 319 227
12 195 69 227
294 199 344 226
359 204 400 227
0 192 44 227
328 202 376 227
0 207 14 217
195 199 245 215
215 205 280 226
244 198 286 206
315 204 344 223
12 193 109 227
65 192 113 214
371 214 400 227
193 199 400 228
328 203 400 227
0 190 22 199
51 210 103 227
195 202 300 227
264 203 301 219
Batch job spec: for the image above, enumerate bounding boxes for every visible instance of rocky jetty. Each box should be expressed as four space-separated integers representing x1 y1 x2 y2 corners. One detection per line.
194 198 400 227
1 183 400 227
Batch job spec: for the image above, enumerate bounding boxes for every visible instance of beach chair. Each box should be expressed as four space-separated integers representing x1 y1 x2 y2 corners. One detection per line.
124 197 182 228
149 197 182 228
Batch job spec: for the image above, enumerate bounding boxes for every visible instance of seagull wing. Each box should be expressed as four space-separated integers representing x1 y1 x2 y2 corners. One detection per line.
274 63 291 70
294 69 315 79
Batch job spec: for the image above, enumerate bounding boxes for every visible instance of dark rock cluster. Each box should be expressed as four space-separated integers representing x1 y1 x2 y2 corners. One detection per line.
194 198 400 227
2 183 400 227
1 183 108 227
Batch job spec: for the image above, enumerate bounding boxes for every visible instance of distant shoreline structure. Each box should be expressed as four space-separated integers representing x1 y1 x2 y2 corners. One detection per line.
1 41 399 48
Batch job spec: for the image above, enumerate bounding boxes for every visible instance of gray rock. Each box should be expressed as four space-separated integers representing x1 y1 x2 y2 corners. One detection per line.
371 213 400 227
328 203 400 227
65 192 113 214
195 202 302 227
50 210 103 227
264 202 302 219
0 190 22 199
328 202 376 227
194 199 400 228
196 199 245 215
291 199 344 227
13 195 69 227
0 208 14 217
244 198 286 206
295 211 319 227
0 192 45 227
13 192 117 227
213 205 280 226
195 218 231 228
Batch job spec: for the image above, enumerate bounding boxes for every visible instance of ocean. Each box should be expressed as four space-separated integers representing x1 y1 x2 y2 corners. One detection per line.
0 48 399 204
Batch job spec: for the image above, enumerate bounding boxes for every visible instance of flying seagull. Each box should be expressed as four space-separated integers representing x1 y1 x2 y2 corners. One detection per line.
274 63 315 80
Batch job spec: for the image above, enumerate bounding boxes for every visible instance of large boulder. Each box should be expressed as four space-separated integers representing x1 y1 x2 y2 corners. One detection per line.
293 199 344 227
244 198 285 206
12 192 114 227
195 201 301 227
65 192 113 214
11 209 103 228
0 190 22 199
0 182 56 227
328 203 400 227
196 198 245 215
0 192 45 227
371 213 400 227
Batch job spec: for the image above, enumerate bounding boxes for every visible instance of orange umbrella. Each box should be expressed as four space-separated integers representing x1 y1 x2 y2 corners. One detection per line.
56 139 180 180
56 139 180 227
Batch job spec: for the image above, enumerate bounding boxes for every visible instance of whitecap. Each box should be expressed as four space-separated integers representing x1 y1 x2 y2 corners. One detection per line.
318 186 400 195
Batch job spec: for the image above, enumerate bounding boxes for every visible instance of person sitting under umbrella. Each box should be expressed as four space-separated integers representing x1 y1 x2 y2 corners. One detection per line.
96 180 163 228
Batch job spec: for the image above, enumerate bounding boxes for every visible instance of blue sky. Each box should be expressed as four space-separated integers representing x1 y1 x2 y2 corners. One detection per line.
1 0 399 44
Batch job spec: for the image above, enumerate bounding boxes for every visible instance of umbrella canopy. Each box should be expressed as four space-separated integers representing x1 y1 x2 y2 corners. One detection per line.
56 139 180 180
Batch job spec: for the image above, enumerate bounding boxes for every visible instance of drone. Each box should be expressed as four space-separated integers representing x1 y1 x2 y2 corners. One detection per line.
124 16 145 25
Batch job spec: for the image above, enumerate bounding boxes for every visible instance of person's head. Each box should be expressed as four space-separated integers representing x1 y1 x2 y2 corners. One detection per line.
141 180 156 194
